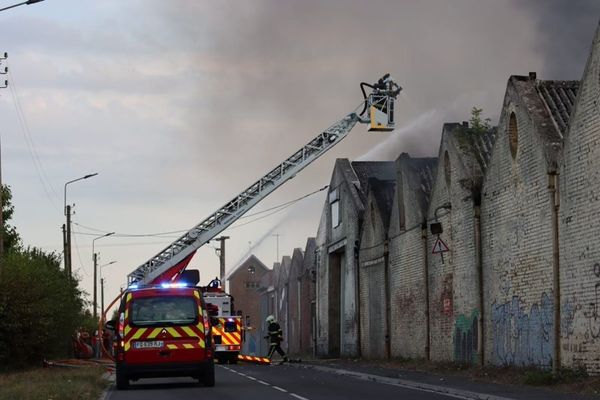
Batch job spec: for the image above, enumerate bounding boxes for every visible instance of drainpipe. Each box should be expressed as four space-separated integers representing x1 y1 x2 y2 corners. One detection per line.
384 239 391 359
548 172 561 375
354 240 361 358
474 205 484 367
422 224 431 361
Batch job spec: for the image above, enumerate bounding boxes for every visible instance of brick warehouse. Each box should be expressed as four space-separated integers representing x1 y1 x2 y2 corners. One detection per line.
426 122 496 365
358 177 395 359
388 154 436 360
315 159 395 357
481 74 578 369
227 255 270 356
559 23 600 373
248 21 600 372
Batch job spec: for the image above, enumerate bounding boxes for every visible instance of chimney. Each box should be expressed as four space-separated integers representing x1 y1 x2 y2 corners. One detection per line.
462 121 469 128
529 71 537 80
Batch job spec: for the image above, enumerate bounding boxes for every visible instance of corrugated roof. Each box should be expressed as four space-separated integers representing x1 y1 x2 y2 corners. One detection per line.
536 80 579 136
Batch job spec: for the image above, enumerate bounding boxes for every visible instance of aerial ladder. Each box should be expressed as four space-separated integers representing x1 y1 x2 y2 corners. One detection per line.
127 74 402 285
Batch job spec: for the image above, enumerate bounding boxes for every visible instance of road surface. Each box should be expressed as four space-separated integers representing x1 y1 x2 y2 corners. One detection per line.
105 362 458 400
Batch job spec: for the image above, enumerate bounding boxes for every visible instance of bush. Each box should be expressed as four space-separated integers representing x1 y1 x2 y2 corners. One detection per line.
0 248 89 369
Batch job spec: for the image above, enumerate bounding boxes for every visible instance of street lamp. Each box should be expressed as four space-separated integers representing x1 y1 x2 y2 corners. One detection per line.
92 231 114 320
99 261 117 318
63 173 98 276
0 0 45 13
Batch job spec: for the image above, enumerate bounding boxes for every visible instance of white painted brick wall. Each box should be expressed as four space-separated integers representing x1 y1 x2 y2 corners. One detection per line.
388 158 432 359
427 132 481 364
481 79 555 369
559 24 600 374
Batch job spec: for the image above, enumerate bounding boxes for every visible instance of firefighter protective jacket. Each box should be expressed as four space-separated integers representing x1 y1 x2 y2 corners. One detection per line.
267 321 283 345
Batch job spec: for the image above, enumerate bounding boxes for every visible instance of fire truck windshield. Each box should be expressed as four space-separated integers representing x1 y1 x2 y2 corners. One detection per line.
130 296 198 326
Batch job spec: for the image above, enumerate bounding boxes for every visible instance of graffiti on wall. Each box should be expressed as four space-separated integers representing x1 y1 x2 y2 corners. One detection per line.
561 296 576 338
491 293 553 367
454 310 479 364
560 262 600 359
441 274 453 317
583 263 600 339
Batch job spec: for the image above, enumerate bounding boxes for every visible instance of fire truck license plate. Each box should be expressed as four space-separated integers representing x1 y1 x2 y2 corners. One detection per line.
133 340 164 349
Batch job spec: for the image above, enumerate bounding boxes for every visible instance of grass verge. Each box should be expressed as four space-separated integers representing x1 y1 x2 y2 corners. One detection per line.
0 365 108 400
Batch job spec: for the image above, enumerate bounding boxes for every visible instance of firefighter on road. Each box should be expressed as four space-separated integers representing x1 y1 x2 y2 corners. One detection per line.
265 315 288 364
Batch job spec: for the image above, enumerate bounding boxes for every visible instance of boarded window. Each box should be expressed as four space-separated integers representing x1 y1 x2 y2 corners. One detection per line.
444 150 451 188
508 112 518 159
329 188 340 228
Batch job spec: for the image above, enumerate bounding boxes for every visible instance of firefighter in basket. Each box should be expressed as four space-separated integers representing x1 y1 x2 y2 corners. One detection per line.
265 315 288 364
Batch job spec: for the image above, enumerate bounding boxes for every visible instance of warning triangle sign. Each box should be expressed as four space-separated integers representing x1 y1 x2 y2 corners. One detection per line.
432 236 450 254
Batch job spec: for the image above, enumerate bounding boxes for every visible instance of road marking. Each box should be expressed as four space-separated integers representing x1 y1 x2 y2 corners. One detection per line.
288 364 511 400
290 394 309 400
220 365 311 400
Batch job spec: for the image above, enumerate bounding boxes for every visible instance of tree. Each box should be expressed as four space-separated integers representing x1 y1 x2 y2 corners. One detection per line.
0 184 93 369
469 107 492 135
1 184 21 253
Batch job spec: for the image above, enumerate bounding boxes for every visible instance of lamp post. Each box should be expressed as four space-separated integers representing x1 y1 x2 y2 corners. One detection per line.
92 232 114 320
0 0 45 13
99 261 116 318
63 173 97 276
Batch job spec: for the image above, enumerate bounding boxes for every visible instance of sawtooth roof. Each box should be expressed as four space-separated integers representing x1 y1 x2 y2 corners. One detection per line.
397 153 438 216
367 177 396 233
351 161 396 203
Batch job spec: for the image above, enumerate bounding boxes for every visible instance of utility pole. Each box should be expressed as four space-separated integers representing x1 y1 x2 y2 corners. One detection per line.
215 236 230 282
100 277 104 319
272 233 282 262
93 252 97 320
65 204 72 275
64 173 98 277
92 231 114 321
0 53 7 265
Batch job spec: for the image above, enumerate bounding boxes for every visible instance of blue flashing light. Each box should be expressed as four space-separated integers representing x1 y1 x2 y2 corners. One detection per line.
227 318 234 322
129 284 139 289
160 282 188 289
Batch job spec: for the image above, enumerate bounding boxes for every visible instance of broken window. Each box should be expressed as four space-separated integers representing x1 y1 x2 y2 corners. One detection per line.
508 112 518 159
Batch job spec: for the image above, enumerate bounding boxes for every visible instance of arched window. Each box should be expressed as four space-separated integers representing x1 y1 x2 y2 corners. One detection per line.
508 112 518 159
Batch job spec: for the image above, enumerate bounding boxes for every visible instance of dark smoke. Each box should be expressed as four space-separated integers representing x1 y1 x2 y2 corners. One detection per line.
514 0 600 79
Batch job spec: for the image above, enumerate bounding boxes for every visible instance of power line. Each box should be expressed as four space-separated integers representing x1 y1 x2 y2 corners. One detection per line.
72 185 329 237
73 230 180 239
71 231 90 277
7 68 60 212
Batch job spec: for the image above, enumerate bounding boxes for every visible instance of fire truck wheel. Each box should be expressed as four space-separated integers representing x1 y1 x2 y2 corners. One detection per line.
115 365 129 390
201 359 215 387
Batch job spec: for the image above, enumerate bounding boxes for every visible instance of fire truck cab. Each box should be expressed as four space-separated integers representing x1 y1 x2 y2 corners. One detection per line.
108 283 214 389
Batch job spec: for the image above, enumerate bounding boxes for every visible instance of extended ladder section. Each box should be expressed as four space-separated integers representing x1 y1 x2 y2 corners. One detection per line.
127 75 401 285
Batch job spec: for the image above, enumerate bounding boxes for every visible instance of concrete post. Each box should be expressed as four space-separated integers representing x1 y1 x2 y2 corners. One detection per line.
93 252 97 321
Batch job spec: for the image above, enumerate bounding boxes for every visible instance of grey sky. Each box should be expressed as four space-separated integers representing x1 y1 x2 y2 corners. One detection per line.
0 0 597 313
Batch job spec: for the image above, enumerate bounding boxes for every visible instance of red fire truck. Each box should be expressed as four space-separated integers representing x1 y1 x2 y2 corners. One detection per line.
201 278 242 364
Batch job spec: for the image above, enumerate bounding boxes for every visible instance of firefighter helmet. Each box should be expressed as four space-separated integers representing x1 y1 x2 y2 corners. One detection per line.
266 315 275 324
